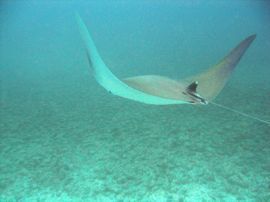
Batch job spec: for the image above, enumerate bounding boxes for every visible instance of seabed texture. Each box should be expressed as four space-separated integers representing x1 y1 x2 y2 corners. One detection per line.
1 78 269 201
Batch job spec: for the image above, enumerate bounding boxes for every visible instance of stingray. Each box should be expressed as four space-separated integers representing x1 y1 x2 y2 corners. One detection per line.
76 14 269 125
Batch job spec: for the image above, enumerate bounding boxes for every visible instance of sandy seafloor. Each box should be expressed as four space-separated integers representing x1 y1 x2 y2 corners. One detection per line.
1 1 270 201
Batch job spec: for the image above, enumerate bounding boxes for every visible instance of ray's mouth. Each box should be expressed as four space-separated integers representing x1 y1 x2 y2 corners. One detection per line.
183 81 208 105
190 93 208 105
188 97 208 105
201 99 209 105
183 91 208 105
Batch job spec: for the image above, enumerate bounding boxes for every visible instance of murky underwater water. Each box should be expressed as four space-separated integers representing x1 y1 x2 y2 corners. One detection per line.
1 0 269 201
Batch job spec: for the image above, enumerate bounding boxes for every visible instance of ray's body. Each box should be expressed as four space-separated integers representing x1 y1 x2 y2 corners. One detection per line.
76 14 269 125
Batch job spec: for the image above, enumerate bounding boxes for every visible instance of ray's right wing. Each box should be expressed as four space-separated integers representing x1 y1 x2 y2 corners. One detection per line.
183 34 256 101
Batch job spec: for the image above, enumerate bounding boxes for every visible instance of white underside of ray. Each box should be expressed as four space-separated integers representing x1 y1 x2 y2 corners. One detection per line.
76 14 189 105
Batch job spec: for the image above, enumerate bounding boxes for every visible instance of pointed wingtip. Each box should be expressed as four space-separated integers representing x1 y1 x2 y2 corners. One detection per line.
250 34 257 38
246 34 257 43
75 12 82 24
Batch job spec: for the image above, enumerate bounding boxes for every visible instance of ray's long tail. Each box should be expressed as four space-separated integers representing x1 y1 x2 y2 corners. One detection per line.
210 101 270 125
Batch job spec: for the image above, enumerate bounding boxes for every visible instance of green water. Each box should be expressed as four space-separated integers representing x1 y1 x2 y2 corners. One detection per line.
1 0 269 201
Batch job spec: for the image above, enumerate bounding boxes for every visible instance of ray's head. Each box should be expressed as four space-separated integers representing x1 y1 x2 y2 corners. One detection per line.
184 81 209 105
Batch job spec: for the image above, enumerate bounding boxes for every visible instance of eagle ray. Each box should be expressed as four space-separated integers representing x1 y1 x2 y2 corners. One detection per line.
76 14 269 125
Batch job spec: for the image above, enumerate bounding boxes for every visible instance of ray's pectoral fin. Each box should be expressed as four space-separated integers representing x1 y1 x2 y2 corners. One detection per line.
183 34 256 101
76 14 189 105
